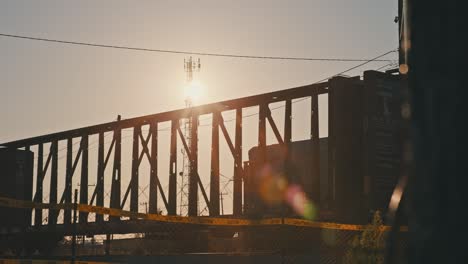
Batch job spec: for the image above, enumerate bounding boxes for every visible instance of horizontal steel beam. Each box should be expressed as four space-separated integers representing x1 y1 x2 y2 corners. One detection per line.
1 82 328 148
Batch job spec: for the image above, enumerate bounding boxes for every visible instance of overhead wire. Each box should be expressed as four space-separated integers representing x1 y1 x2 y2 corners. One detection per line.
0 33 393 62
27 49 397 161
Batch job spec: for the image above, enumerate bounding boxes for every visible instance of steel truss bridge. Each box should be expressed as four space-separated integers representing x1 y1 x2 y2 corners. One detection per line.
1 80 327 222
0 72 406 260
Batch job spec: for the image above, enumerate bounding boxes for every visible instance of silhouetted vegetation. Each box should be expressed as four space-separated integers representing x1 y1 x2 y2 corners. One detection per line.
343 211 386 264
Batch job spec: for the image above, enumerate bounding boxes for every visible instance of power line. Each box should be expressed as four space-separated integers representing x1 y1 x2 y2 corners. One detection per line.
0 33 392 62
25 49 396 159
376 62 398 71
310 49 398 84
218 49 399 121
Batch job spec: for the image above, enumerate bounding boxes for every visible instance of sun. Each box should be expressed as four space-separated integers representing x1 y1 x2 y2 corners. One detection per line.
184 80 204 103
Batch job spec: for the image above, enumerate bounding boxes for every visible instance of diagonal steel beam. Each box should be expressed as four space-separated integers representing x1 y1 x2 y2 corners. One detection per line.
59 141 84 204
176 123 211 214
218 113 244 171
33 143 56 202
266 107 285 145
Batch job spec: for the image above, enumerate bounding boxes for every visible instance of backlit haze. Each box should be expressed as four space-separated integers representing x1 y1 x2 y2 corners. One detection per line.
0 0 398 215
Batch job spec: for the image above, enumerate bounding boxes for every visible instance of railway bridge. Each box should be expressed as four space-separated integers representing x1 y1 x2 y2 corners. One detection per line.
0 70 404 259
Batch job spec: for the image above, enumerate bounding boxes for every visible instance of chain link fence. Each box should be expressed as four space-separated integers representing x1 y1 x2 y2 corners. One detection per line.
0 196 408 263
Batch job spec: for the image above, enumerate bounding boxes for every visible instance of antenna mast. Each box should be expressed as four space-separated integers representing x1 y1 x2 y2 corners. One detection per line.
179 57 201 216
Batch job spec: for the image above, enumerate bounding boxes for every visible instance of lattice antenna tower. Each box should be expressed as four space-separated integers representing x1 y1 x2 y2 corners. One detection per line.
179 57 201 216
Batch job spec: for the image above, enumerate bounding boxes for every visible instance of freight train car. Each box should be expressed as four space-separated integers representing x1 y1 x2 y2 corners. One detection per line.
243 71 404 224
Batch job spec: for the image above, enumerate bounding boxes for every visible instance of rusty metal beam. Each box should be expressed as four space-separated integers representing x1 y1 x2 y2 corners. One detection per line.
266 107 285 145
138 132 151 165
285 100 292 145
257 104 267 214
48 140 58 226
33 143 53 202
60 142 84 205
210 113 220 216
1 83 329 148
258 104 267 163
168 120 178 215
217 111 244 214
96 132 104 222
328 88 335 204
243 161 252 215
130 126 140 214
34 143 43 226
176 122 211 215
79 135 89 223
110 128 121 221
90 133 112 209
149 121 158 214
283 99 292 215
311 93 320 203
103 137 115 169
140 124 169 212
233 108 243 216
218 114 236 157
188 115 199 216
118 131 151 210
64 138 73 224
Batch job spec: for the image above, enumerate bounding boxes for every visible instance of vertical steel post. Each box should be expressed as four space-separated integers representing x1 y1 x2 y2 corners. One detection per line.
35 143 43 226
168 120 178 215
210 113 220 216
96 133 105 222
130 126 140 214
48 140 58 225
258 104 268 164
71 189 78 264
188 114 199 216
283 100 292 215
110 128 122 220
233 108 243 215
243 161 251 215
64 139 73 224
259 104 267 161
79 135 89 223
284 100 292 145
257 104 267 213
149 121 159 214
328 87 335 206
311 92 320 203
25 145 32 224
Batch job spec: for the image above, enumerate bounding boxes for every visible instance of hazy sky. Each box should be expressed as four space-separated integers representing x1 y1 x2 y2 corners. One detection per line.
0 0 398 216
1 0 397 142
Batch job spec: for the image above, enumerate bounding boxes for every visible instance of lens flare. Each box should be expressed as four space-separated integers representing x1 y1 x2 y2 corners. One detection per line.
285 184 317 220
258 165 288 205
255 164 318 220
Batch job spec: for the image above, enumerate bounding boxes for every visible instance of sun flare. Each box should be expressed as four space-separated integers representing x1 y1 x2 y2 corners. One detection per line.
184 80 204 103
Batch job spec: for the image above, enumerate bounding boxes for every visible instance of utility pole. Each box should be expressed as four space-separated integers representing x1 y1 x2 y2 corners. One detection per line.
179 57 201 216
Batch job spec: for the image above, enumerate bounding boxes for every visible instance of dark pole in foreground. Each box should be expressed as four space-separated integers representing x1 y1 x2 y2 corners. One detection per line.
71 189 78 264
403 0 464 263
